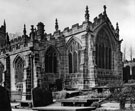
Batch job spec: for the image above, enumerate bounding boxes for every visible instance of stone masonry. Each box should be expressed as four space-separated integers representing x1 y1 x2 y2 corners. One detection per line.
0 5 123 101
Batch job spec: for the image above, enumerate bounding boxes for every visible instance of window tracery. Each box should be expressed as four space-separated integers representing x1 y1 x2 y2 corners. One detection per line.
68 40 81 73
15 57 24 83
96 29 112 69
14 56 24 92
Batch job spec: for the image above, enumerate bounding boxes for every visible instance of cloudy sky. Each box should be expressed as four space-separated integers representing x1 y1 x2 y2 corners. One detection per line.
0 0 135 59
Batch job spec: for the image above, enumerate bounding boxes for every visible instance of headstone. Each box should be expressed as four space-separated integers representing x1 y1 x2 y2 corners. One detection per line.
56 79 62 91
0 85 11 111
32 87 53 107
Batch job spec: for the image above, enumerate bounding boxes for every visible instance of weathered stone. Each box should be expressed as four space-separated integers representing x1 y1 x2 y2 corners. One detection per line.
0 6 123 101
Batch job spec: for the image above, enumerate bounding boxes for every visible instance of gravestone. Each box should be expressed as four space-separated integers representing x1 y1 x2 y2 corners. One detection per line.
56 79 62 91
32 86 53 107
0 85 11 111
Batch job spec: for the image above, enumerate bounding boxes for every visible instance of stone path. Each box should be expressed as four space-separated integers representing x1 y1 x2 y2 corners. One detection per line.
97 102 135 110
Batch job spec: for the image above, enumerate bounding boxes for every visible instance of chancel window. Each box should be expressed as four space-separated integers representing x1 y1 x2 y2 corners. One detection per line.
68 40 81 73
45 47 57 73
96 29 112 69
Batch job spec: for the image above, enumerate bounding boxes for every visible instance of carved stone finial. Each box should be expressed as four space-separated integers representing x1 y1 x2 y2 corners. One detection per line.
31 25 34 32
30 25 35 41
103 5 107 15
116 22 119 29
55 18 59 31
85 5 89 22
116 22 119 34
23 24 26 35
4 19 6 27
6 33 10 45
3 19 6 32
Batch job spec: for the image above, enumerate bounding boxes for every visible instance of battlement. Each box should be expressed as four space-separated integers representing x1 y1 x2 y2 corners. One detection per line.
72 23 79 29
7 35 30 52
62 22 88 37
10 36 25 44
0 5 120 57
53 30 62 39
46 33 52 41
44 22 88 41
8 5 116 42
92 13 107 28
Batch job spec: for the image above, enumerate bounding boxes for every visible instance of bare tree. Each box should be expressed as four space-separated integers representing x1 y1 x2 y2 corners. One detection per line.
123 45 126 62
108 80 135 110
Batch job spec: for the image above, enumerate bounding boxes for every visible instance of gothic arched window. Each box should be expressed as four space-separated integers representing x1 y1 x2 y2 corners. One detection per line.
96 29 112 69
14 56 24 83
68 40 81 73
45 47 58 73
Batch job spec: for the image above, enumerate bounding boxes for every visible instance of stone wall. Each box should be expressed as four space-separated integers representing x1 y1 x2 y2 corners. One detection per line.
0 6 123 101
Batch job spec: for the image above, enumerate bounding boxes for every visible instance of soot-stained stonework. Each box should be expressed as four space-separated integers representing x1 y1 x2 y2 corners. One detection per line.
0 6 123 101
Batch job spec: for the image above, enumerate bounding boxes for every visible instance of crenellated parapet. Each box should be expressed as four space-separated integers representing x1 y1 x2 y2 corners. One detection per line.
8 25 30 52
0 5 123 99
92 13 106 28
46 33 52 40
53 30 62 39
62 22 88 37
9 35 29 52
0 5 121 56
43 21 89 41
10 36 27 44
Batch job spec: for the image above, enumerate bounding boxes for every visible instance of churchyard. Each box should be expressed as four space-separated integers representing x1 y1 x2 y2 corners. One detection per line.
10 80 135 111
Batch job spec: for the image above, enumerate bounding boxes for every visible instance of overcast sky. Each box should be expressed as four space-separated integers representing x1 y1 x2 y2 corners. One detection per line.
0 0 135 59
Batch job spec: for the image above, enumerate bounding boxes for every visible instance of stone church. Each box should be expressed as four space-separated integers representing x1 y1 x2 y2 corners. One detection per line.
0 6 123 101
